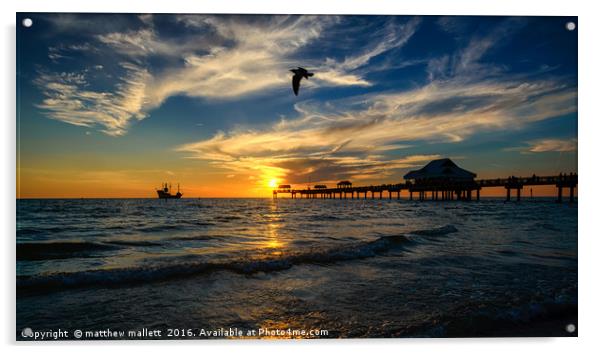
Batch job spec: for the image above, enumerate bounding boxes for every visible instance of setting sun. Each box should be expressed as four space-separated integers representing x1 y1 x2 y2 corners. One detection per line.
268 179 278 188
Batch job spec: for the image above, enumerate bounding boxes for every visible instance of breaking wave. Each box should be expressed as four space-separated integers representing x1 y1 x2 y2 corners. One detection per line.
17 233 417 293
17 225 456 293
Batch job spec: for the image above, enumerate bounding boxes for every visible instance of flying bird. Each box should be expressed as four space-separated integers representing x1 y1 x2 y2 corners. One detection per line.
290 67 314 96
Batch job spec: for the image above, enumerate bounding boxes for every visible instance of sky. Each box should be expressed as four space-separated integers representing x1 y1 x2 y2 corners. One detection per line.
16 14 577 198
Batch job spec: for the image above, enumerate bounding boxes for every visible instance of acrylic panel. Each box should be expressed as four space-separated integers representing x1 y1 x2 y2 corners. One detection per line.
16 13 577 340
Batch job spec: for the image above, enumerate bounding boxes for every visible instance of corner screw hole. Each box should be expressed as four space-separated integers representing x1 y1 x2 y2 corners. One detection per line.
566 22 576 31
566 323 576 333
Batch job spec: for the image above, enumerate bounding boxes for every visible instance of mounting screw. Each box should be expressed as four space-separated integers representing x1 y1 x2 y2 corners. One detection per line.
566 22 576 31
566 323 576 333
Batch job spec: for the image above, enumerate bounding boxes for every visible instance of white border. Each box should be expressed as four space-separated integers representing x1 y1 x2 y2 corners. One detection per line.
5 0 582 15
3 1 600 353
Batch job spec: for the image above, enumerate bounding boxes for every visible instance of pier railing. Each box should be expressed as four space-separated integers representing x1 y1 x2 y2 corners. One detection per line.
273 173 577 203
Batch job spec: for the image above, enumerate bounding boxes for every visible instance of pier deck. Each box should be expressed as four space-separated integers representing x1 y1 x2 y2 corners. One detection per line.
273 173 577 202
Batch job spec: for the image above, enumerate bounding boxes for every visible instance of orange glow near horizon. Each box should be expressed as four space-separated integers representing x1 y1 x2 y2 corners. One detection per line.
16 169 577 199
16 149 577 199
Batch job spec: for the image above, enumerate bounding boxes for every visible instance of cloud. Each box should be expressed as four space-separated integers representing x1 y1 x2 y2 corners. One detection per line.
176 73 575 185
429 17 528 82
426 56 450 81
97 29 159 57
33 15 577 186
35 63 151 136
37 15 420 135
144 15 405 105
313 17 421 87
526 138 577 153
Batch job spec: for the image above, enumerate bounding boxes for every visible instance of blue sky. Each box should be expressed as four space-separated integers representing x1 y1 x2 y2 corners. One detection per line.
16 14 577 197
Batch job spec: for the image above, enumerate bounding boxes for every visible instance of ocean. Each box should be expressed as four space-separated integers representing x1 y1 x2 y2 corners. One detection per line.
16 198 578 339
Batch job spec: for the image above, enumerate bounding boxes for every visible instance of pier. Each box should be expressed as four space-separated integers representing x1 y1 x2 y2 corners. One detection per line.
272 159 577 203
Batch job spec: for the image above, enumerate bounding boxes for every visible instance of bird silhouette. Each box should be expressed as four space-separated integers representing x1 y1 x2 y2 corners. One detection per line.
290 67 314 96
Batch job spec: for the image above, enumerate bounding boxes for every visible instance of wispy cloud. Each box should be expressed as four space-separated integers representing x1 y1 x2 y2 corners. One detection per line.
35 63 151 136
526 138 578 153
429 17 527 82
175 18 575 185
37 15 419 135
314 17 421 87
176 75 575 184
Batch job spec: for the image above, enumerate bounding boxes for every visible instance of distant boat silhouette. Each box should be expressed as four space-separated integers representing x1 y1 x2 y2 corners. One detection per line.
290 67 314 96
157 183 182 199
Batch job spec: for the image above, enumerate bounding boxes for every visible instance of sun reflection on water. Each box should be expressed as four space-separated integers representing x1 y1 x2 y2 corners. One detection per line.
263 201 285 252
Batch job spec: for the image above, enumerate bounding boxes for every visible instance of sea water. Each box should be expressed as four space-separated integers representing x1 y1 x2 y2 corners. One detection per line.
16 198 577 338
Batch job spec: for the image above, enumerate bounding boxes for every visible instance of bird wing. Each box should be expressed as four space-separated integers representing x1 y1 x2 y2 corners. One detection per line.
292 74 301 96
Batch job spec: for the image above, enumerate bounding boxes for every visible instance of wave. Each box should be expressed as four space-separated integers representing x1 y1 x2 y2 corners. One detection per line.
169 235 215 241
136 225 186 233
305 215 351 221
409 224 458 236
17 242 120 261
186 221 215 227
103 240 162 247
213 215 243 222
17 233 414 293
17 225 91 236
17 224 457 293
17 238 166 260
